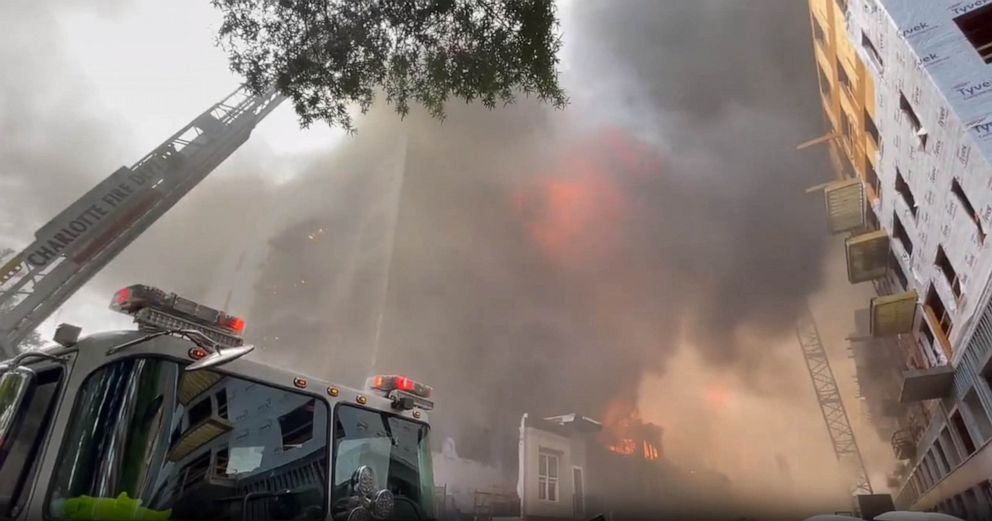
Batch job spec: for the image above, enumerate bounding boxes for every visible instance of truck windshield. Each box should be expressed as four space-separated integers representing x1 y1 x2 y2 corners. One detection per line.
0 367 63 518
332 405 434 521
48 357 329 521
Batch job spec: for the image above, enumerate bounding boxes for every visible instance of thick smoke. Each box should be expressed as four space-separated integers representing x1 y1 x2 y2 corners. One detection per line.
4 0 861 515
244 0 837 487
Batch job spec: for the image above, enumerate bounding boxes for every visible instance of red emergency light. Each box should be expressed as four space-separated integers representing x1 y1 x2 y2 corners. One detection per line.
368 375 432 399
110 284 247 337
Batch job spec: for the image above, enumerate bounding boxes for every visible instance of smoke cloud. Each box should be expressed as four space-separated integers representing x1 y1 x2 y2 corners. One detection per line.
2 0 873 516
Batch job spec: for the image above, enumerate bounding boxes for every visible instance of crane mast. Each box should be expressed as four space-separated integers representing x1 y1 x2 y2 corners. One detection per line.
796 305 873 498
0 86 283 356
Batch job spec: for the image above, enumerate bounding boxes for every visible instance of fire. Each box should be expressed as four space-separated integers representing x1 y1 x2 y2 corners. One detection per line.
601 399 663 461
512 131 647 269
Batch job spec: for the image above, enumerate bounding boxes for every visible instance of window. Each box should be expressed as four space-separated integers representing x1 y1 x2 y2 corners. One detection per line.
332 405 435 520
980 481 992 508
813 17 828 49
951 409 977 455
899 93 928 148
538 450 559 502
866 205 880 231
926 448 942 480
954 4 992 64
941 426 962 467
864 109 880 144
951 178 986 243
835 0 848 13
187 397 212 426
48 359 331 521
919 318 938 361
865 155 881 196
966 488 981 517
837 59 853 96
895 169 917 217
278 399 315 448
890 252 908 290
963 389 992 442
840 110 851 139
926 285 953 339
893 214 914 255
0 368 63 518
935 246 962 299
179 451 211 492
934 437 952 474
818 65 832 98
215 388 228 419
213 448 229 477
953 494 968 519
862 31 884 70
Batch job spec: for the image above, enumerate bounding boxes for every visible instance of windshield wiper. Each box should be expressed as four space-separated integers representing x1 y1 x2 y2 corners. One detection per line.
105 328 255 371
0 351 68 371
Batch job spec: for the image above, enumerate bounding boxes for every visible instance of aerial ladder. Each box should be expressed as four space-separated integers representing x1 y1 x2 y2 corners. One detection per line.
0 86 283 357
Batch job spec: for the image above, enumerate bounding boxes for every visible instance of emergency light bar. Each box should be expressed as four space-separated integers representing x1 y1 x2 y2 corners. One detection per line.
368 375 432 398
111 284 246 347
365 375 434 411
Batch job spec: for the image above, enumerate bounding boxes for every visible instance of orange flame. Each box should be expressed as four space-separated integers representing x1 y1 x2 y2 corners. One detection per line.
600 399 663 461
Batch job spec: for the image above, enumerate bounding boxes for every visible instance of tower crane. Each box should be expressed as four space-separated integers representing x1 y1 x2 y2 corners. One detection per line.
796 305 874 497
0 86 283 356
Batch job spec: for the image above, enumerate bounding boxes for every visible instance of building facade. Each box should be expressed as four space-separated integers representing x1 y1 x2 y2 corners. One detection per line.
808 0 992 517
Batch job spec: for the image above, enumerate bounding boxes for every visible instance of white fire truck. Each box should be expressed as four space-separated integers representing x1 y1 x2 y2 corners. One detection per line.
0 284 436 521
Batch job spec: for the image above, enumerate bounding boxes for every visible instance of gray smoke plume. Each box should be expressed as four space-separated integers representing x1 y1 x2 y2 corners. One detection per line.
3 0 850 514
243 0 835 476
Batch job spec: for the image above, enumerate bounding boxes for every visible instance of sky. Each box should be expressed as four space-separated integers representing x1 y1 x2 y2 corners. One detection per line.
0 0 899 516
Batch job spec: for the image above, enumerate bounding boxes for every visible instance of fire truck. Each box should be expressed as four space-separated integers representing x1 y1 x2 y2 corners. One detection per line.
0 284 436 521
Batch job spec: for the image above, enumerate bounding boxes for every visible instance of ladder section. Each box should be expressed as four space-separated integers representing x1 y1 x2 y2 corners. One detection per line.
0 86 283 355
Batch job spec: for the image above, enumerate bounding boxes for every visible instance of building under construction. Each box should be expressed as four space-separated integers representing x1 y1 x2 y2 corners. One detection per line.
808 0 992 516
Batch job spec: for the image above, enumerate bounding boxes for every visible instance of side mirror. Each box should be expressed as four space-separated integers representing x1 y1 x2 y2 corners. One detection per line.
0 368 34 455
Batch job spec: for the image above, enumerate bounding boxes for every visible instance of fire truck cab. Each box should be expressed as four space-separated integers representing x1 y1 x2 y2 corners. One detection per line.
0 285 435 521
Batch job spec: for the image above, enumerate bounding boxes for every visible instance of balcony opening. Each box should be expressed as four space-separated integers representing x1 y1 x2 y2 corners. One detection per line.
951 409 977 455
925 285 953 339
895 169 917 218
963 389 992 442
864 109 880 145
951 178 986 243
954 3 992 64
935 245 962 299
899 93 928 149
862 31 884 70
893 214 914 255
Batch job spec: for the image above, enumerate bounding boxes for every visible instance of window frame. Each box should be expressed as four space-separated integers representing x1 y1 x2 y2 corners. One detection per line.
44 355 332 521
0 366 65 520
537 449 560 503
